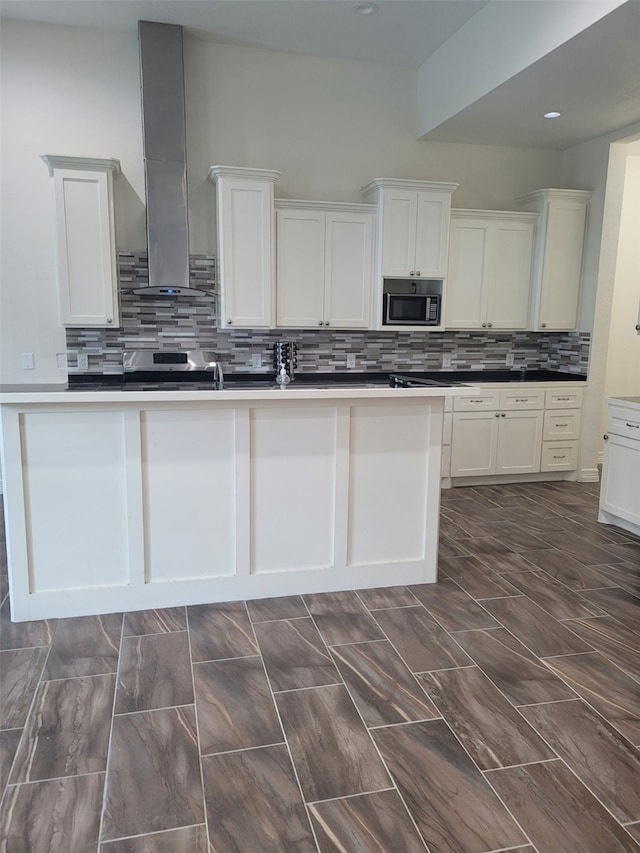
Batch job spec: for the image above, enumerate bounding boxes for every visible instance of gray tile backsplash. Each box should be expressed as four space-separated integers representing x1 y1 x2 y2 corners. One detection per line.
66 252 590 375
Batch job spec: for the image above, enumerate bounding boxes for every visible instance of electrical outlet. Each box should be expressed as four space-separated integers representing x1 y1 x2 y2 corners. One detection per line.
77 353 89 371
251 354 262 369
506 352 515 367
346 354 356 369
56 353 68 369
442 354 452 368
21 352 34 370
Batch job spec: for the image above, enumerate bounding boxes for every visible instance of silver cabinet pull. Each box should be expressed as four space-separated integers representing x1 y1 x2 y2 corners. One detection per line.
604 434 609 440
556 423 569 428
409 270 415 276
500 412 506 417
324 321 330 326
625 422 639 429
227 319 232 324
541 323 547 328
318 320 323 326
107 318 113 324
487 322 492 327
415 270 421 276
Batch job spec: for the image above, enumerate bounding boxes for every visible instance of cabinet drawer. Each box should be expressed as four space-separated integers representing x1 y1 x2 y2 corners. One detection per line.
543 409 581 441
499 389 545 410
443 412 452 445
607 405 640 440
545 387 583 409
454 391 499 412
540 441 578 472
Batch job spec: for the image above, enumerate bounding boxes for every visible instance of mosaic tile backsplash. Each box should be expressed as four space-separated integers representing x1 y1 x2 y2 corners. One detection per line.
66 252 590 375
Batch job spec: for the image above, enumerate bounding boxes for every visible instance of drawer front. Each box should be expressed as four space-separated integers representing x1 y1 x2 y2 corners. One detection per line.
540 441 578 472
499 389 545 410
607 405 640 440
545 387 583 409
543 409 582 441
443 412 452 445
454 391 499 412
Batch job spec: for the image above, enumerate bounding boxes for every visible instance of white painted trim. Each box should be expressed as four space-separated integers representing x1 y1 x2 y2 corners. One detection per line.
516 188 593 206
208 165 281 184
578 467 600 483
41 155 120 176
361 178 458 199
275 198 376 214
451 209 537 223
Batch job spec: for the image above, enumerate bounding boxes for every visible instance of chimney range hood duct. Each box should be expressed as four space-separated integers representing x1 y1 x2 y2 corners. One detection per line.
133 20 206 296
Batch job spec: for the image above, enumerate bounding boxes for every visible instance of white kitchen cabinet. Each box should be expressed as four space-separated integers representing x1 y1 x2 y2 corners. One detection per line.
516 189 592 331
275 200 375 329
599 398 640 536
451 409 543 477
41 155 120 328
361 178 458 279
446 211 536 331
447 384 588 481
208 166 281 328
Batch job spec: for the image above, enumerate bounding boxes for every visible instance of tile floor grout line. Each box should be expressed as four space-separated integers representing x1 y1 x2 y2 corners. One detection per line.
305 785 398 806
199 740 287 759
185 605 211 851
299 598 431 851
112 700 197 717
121 627 188 639
95 612 124 850
368 716 444 731
99 822 208 846
483 757 561 774
0 616 56 813
514 697 581 709
249 606 324 853
4 769 107 790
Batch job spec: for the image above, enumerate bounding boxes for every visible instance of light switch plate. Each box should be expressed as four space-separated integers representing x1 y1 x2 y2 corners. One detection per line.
346 354 356 369
251 354 262 369
442 354 452 368
506 352 515 367
77 353 89 371
21 352 34 370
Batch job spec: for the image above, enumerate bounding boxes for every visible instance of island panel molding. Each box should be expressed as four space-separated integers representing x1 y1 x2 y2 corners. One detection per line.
0 387 460 621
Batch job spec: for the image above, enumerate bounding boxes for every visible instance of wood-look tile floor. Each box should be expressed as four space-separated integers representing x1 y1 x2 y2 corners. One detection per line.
1 481 640 852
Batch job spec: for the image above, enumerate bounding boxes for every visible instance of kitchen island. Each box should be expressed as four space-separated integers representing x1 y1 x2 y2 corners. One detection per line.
0 382 477 621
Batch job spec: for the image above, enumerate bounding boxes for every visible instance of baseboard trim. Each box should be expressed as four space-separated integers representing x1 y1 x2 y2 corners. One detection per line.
579 467 600 483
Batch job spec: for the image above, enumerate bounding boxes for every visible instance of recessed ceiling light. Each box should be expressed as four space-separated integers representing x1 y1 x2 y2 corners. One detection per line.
544 111 562 119
352 2 379 14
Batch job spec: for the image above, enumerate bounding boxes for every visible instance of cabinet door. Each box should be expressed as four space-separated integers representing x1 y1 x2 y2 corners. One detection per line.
451 411 499 477
380 190 417 277
600 434 640 526
496 410 543 475
52 168 119 327
276 209 325 327
445 220 488 329
324 212 373 328
486 221 533 330
414 191 451 278
538 201 587 330
218 179 274 328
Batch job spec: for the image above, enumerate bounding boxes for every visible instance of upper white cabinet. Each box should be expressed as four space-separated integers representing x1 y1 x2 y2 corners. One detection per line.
208 166 281 328
275 200 375 329
446 210 536 331
361 179 458 279
516 189 592 331
42 155 120 328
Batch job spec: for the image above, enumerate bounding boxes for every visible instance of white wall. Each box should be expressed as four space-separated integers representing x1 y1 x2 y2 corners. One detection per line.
605 148 640 398
561 122 640 477
1 19 564 384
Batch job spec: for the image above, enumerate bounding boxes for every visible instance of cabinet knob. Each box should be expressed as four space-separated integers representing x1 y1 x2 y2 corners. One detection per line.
106 318 113 324
501 412 506 417
409 271 415 276
487 322 492 328
541 323 547 328
227 319 233 325
415 270 421 276
636 324 640 331
318 320 323 326
603 434 609 440
495 412 500 418
482 323 487 328
324 321 330 326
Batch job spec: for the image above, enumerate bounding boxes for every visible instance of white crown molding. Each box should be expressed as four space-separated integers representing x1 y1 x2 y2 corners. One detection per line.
451 208 538 221
516 188 593 206
361 178 459 199
275 198 376 213
208 165 281 184
41 155 121 177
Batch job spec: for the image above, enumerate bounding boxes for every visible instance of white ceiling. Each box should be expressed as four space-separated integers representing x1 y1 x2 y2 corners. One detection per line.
2 0 640 150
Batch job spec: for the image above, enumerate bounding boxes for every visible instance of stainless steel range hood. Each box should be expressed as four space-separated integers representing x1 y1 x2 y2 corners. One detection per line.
133 20 206 296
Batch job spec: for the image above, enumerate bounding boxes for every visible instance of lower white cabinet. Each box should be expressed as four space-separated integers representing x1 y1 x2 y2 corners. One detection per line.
451 409 543 477
42 155 120 328
599 399 640 535
449 383 583 482
275 200 375 329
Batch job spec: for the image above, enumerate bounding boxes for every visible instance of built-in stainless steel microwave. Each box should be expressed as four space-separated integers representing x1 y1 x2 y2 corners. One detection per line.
383 293 441 325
